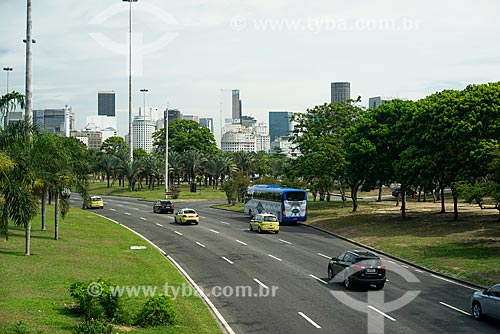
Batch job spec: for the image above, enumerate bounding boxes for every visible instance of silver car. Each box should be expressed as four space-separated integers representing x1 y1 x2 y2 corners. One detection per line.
471 283 500 321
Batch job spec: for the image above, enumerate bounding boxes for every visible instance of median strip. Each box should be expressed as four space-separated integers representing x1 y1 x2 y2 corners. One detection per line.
298 312 321 329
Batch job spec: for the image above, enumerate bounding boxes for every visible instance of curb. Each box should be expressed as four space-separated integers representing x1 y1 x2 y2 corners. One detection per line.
300 222 487 290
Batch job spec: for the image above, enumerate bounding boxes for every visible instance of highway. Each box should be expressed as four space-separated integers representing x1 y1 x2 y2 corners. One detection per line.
71 196 499 333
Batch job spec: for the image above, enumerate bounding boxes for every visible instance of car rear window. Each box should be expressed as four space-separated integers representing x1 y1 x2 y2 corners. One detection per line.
92 197 102 201
160 201 171 205
355 258 382 266
183 210 196 214
264 216 277 222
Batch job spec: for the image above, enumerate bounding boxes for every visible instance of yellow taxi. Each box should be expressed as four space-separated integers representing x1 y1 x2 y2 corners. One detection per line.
174 208 199 225
249 213 279 234
86 196 104 209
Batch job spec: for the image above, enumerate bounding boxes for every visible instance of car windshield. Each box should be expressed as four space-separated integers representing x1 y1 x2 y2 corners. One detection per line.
183 210 196 214
264 216 277 222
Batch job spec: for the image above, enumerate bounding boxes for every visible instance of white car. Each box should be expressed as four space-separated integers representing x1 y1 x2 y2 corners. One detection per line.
471 283 500 321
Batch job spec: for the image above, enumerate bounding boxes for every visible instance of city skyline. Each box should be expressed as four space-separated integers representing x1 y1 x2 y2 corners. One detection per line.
1 1 500 136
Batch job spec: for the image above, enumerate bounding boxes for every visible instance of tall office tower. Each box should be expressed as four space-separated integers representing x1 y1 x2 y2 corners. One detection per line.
33 108 74 135
232 89 242 122
132 115 156 153
241 115 257 128
167 109 182 124
269 111 294 142
98 91 116 116
369 96 395 109
330 82 351 103
200 118 214 134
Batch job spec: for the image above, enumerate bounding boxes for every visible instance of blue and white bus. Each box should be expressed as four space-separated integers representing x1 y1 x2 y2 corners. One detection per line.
243 185 307 223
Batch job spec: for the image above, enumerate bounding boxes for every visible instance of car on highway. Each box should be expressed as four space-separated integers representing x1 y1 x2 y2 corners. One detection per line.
153 200 174 214
471 283 500 321
174 208 199 225
249 213 280 234
327 250 386 289
86 196 104 209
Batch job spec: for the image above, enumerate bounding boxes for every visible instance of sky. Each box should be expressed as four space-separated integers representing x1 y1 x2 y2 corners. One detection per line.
1 0 500 137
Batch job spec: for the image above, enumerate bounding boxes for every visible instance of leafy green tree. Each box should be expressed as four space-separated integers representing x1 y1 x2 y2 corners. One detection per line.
101 136 128 156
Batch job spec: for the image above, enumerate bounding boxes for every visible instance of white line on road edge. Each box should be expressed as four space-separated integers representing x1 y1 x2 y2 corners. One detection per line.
168 255 236 334
174 231 183 236
415 269 424 273
308 274 328 285
124 212 131 216
279 239 291 244
140 217 147 221
430 274 478 291
210 229 220 234
253 278 269 290
368 306 396 322
222 257 234 264
156 223 163 227
388 260 395 264
298 312 322 329
268 254 282 262
196 242 206 248
401 264 410 269
317 253 331 259
439 302 471 316
236 240 247 246
220 221 230 225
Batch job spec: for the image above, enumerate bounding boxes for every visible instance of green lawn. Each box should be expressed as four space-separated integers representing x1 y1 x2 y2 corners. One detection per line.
0 205 222 334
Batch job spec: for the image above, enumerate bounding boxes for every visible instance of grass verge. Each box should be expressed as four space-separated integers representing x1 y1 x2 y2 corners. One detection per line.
0 205 222 334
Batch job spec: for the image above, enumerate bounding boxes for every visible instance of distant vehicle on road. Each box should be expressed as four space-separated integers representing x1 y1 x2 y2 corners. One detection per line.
174 208 199 225
153 200 174 214
86 196 104 209
243 185 307 223
327 250 386 290
471 283 500 321
249 213 280 234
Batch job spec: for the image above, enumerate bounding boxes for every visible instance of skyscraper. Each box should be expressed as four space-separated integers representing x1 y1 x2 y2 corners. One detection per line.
330 82 351 103
232 89 242 122
98 91 115 116
369 96 395 109
269 111 294 142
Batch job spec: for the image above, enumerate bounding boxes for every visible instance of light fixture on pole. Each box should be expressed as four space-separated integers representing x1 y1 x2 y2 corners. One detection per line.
3 67 13 94
140 88 148 115
123 0 138 162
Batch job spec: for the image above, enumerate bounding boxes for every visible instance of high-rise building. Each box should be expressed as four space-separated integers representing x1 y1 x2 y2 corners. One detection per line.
71 130 103 150
369 96 395 109
200 118 214 134
98 91 115 116
241 115 257 128
232 89 242 122
133 115 156 153
33 108 74 135
167 109 182 124
269 111 294 142
331 82 351 103
182 115 199 123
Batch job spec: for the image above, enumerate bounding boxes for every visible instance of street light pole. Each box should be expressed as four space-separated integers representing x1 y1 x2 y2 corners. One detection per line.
123 0 137 162
140 88 148 115
3 67 13 94
165 108 169 199
24 0 34 125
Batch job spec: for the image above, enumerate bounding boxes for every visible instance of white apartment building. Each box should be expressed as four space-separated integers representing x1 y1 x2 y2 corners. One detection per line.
133 115 156 153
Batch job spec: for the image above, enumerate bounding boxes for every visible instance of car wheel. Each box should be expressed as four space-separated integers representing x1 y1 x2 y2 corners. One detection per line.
249 224 253 231
472 302 483 320
344 277 352 289
101 206 104 209
275 230 279 234
328 267 334 281
195 221 199 225
258 226 263 234
375 283 385 290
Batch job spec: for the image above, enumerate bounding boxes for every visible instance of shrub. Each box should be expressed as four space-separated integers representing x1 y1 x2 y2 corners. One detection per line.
73 319 113 334
136 295 177 327
69 278 119 321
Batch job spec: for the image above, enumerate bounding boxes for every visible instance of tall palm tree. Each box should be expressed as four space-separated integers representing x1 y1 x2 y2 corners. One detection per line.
219 152 237 186
184 150 207 184
0 92 24 128
99 154 116 188
168 151 184 185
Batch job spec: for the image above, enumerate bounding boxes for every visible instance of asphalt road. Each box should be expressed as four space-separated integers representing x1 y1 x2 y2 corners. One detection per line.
71 196 500 334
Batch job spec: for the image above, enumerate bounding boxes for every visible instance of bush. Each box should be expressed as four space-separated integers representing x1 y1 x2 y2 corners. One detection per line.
69 278 119 321
136 296 177 327
73 319 113 334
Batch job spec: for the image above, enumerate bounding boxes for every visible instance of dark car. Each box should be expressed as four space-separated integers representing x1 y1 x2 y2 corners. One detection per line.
328 250 386 289
153 200 174 214
391 188 416 198
471 283 500 321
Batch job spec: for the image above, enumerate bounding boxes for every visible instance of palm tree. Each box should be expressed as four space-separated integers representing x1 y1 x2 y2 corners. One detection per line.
219 152 237 186
168 151 184 185
99 154 116 188
0 92 24 128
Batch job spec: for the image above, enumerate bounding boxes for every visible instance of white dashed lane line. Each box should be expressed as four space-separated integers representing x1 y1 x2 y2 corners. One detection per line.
222 257 234 264
298 312 322 329
156 223 163 227
253 278 269 290
196 242 206 248
317 253 331 259
279 239 291 245
368 306 396 322
174 231 183 236
109 208 116 212
124 212 131 216
210 229 220 234
308 274 328 285
236 240 247 246
439 302 471 316
220 221 230 225
268 254 282 262
140 217 147 221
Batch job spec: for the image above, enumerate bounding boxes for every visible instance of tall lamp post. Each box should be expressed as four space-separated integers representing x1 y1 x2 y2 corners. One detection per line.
123 0 138 162
140 88 148 115
164 108 169 199
3 67 13 94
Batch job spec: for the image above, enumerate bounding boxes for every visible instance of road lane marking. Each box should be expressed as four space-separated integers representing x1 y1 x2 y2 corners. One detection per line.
220 221 230 225
236 240 247 246
439 302 471 316
308 274 328 285
279 239 291 244
253 278 269 289
196 242 206 248
117 204 124 207
298 312 321 329
124 212 131 216
210 229 220 234
156 223 163 227
174 231 183 236
401 264 410 269
109 208 116 212
268 254 282 262
368 306 396 322
388 260 395 264
222 257 234 264
317 253 331 259
133 207 139 210
140 217 147 221
415 269 424 273
430 274 477 291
